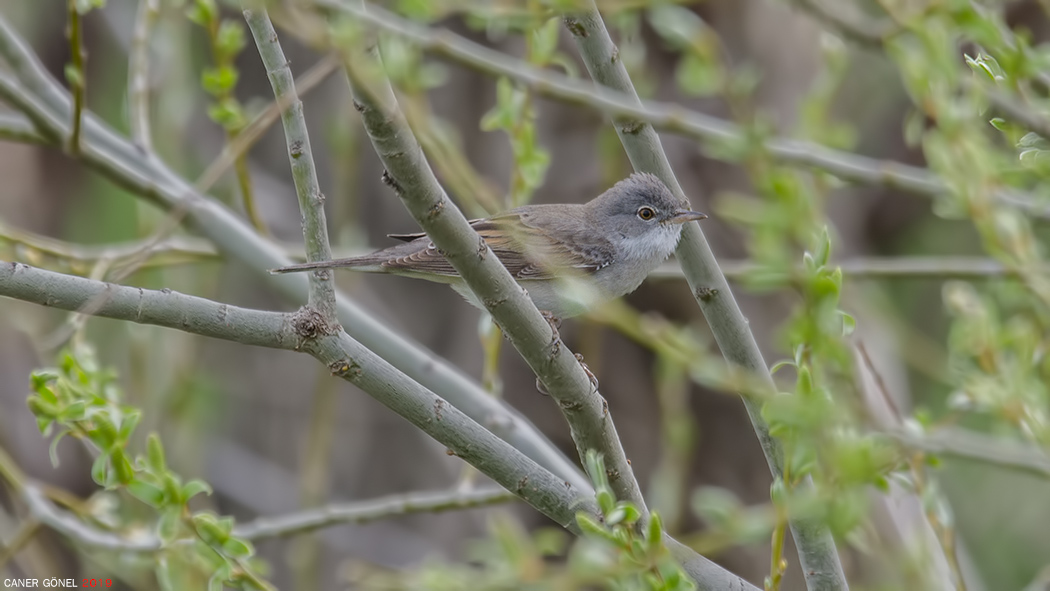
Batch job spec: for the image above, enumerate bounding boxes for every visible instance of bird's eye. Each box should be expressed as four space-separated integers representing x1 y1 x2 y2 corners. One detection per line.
637 206 656 220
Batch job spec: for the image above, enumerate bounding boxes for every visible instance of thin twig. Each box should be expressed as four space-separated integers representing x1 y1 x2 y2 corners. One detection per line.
788 0 895 48
0 111 47 143
243 4 337 322
562 5 848 591
0 519 41 570
234 487 517 540
889 427 1050 481
128 0 160 151
319 1 1050 219
194 52 341 193
66 0 85 154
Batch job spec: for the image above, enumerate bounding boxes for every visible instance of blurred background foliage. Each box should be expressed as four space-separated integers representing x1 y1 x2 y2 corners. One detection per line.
2 0 1050 590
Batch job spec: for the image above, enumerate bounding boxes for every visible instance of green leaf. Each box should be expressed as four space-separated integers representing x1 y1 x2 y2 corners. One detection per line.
181 479 213 502
186 0 217 27
48 432 67 468
112 449 136 484
90 451 110 485
222 536 254 559
215 20 246 60
645 511 664 553
839 311 856 337
146 433 167 473
128 478 166 507
605 507 626 526
157 506 182 543
576 512 619 545
118 410 142 442
530 18 560 65
201 66 240 97
676 52 721 97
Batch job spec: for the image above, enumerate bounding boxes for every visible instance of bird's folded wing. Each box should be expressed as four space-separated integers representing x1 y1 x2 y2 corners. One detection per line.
381 214 612 280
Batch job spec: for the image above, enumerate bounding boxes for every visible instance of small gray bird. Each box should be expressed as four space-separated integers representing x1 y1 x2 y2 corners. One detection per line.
270 173 706 318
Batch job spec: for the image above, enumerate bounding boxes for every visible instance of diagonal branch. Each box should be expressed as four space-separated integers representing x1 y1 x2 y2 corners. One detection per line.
0 13 588 493
336 12 645 511
320 1 1049 220
563 5 849 591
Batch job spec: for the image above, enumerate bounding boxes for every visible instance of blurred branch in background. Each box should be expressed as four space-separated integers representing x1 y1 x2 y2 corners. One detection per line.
322 1 1050 219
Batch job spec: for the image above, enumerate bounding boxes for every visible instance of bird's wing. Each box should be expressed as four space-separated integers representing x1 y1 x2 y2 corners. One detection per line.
379 213 613 280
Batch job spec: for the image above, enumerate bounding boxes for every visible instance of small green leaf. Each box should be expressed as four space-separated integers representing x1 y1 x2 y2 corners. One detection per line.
201 66 239 96
146 433 167 473
112 449 136 484
576 511 618 544
605 507 626 526
118 410 142 442
90 451 110 485
222 536 254 559
182 479 213 502
157 506 182 543
128 479 166 507
215 20 246 59
645 511 664 553
839 311 856 337
48 432 67 468
186 0 217 27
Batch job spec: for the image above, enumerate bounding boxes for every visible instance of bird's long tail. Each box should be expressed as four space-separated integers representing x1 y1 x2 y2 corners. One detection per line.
268 257 374 274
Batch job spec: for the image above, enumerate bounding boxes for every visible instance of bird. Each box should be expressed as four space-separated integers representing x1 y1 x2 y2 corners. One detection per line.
270 172 706 319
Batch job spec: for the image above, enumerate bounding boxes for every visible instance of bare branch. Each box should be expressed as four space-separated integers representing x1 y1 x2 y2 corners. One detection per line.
234 487 517 540
128 0 160 151
243 5 338 322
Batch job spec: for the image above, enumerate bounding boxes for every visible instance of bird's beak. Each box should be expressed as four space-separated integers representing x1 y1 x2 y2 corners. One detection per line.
668 210 708 224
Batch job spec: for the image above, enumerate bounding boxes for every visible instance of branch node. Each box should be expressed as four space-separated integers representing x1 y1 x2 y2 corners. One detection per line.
694 286 720 302
610 46 619 64
352 98 366 112
477 235 488 260
290 139 304 160
328 358 362 378
618 120 644 135
291 306 338 340
381 169 402 194
426 198 446 221
433 398 445 421
564 18 587 37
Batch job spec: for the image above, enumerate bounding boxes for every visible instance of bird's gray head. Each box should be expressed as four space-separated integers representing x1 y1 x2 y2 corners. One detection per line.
587 173 707 262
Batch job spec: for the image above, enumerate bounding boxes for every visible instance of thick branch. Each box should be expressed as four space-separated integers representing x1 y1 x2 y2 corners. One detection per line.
564 6 848 591
244 5 338 322
0 261 294 348
0 261 590 535
0 13 588 493
321 1 1048 219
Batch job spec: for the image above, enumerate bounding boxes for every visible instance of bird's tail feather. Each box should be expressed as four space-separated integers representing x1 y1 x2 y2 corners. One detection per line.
268 257 377 274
